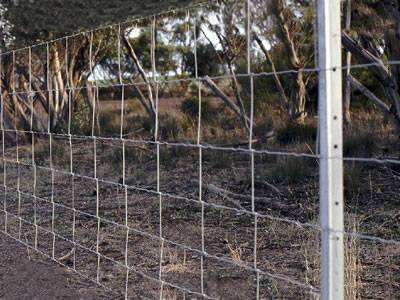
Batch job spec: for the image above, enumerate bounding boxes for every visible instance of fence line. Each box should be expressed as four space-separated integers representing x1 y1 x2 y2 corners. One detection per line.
3 153 400 247
3 128 400 165
1 0 399 299
3 62 400 96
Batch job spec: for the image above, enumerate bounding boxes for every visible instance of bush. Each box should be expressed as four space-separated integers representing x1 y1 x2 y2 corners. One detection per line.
180 96 217 124
99 111 120 136
276 121 317 145
70 103 91 136
266 157 316 184
253 117 274 142
159 114 182 141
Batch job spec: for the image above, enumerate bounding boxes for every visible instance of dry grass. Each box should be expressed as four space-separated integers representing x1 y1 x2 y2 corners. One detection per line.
344 216 362 300
162 247 189 274
225 238 244 266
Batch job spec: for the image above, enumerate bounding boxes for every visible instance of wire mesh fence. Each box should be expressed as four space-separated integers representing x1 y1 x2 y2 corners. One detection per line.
0 0 399 299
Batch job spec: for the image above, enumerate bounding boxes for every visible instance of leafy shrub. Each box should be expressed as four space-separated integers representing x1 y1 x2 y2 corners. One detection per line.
70 102 91 136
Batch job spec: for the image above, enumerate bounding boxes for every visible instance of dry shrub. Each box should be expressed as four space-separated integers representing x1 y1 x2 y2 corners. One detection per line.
344 217 362 300
276 121 317 145
302 216 362 300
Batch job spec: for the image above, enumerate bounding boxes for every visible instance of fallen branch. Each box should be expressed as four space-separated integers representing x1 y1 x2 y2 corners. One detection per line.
348 75 390 113
254 180 282 195
204 183 246 210
348 75 400 128
194 180 296 211
203 76 251 127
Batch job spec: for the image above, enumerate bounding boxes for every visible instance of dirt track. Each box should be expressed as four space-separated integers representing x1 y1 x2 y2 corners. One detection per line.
0 233 107 300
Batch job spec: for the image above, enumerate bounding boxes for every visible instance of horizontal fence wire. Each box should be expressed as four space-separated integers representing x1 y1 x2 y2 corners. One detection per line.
3 156 400 248
2 128 400 165
2 63 400 94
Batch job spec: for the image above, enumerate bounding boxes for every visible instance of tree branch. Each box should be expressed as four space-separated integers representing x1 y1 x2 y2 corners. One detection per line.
342 31 400 126
254 33 290 111
349 75 400 128
122 34 156 122
203 76 250 126
349 75 390 112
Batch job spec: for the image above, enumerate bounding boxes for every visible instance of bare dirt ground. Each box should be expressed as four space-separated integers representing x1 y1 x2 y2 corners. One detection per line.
0 233 107 300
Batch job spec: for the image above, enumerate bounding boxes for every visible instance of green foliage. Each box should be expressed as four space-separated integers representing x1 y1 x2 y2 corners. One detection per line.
182 44 220 77
127 31 177 76
4 0 396 136
4 0 202 46
70 102 92 136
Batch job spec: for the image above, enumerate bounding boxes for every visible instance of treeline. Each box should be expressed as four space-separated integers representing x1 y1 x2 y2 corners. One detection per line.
0 0 399 138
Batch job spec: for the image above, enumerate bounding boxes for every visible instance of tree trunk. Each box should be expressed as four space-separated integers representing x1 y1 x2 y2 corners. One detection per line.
344 0 352 125
272 0 308 123
290 71 307 123
122 34 156 124
254 33 290 113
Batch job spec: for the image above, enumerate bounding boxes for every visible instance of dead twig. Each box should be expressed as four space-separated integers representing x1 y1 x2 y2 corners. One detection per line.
58 248 75 263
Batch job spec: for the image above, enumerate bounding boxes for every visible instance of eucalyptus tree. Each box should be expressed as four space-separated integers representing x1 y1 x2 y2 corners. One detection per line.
196 0 316 128
0 0 202 133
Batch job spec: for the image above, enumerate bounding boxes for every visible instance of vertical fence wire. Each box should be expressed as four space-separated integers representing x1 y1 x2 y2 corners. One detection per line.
0 53 6 235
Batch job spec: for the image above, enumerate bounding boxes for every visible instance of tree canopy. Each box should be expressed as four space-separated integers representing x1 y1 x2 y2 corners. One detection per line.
2 0 201 47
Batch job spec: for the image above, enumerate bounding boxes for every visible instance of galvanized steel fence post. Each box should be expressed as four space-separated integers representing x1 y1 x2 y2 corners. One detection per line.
318 0 344 299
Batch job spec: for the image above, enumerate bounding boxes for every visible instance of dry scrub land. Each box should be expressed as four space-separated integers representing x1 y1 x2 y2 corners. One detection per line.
0 90 399 299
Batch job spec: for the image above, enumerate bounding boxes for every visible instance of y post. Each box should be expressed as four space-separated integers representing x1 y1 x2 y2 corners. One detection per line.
318 0 344 299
